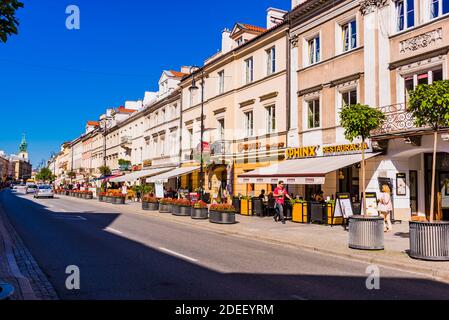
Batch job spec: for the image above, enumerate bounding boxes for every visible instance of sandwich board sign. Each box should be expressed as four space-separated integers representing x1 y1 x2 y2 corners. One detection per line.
362 192 379 216
334 193 354 219
155 180 164 199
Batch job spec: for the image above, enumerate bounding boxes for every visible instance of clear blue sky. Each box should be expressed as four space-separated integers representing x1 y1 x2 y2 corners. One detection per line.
0 0 289 167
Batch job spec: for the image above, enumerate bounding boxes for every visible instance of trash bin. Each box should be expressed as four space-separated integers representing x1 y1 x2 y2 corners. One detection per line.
409 221 449 261
309 202 326 224
349 216 384 250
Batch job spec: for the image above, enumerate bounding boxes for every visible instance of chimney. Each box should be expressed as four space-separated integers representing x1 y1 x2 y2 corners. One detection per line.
291 0 307 9
180 66 191 74
267 8 287 29
222 28 232 54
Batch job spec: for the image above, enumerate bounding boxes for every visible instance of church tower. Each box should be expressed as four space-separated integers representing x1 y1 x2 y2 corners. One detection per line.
18 134 29 162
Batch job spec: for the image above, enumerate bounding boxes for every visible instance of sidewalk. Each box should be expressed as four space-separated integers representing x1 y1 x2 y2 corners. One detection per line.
0 190 58 300
71 196 449 283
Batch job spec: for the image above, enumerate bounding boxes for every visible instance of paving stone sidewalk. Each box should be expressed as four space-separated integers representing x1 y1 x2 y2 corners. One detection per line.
67 195 449 283
0 191 58 300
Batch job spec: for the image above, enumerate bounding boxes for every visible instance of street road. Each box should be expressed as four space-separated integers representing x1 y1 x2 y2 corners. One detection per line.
1 190 449 300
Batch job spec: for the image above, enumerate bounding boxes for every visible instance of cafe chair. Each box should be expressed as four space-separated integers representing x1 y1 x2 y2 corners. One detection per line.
265 198 276 217
252 198 265 217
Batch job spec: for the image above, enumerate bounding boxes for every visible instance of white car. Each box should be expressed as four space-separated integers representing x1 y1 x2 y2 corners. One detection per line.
34 185 54 199
26 185 38 194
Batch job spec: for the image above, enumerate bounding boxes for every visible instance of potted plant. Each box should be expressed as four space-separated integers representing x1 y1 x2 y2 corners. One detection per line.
172 199 192 216
110 191 126 205
191 200 209 220
340 103 386 251
159 198 173 213
142 195 159 211
209 203 237 224
99 192 107 202
408 80 449 261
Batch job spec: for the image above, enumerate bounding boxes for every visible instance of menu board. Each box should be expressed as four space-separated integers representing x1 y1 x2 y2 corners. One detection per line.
363 192 379 217
334 193 354 219
155 181 164 199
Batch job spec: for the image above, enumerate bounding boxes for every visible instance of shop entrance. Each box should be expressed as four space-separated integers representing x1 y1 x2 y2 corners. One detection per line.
337 165 360 202
424 153 449 221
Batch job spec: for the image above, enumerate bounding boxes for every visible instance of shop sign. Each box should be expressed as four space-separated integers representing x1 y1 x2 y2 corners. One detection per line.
322 142 370 156
143 160 152 168
286 142 372 160
285 146 319 160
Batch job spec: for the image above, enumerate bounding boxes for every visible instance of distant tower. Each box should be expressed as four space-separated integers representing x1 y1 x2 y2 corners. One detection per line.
18 134 29 162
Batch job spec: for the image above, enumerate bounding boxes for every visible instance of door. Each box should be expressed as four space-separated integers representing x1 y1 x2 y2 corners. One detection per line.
409 171 418 215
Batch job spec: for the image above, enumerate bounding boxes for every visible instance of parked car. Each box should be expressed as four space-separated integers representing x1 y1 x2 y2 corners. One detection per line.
34 185 54 199
26 185 38 194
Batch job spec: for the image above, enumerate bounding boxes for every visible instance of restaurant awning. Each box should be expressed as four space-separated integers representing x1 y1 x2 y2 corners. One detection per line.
237 153 381 185
110 167 174 183
146 166 200 183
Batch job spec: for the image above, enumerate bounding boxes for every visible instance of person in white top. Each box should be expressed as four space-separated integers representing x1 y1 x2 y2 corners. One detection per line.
121 184 128 198
378 185 393 232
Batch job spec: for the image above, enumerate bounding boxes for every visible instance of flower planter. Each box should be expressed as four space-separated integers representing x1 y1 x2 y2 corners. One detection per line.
85 194 93 200
98 195 104 202
349 216 384 251
191 208 209 220
159 204 172 213
209 211 236 224
173 206 191 217
105 196 114 203
113 197 126 205
409 221 449 261
171 204 181 215
142 202 159 211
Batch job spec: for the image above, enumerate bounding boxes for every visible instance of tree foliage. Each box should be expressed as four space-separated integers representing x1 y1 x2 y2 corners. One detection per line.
408 80 449 131
0 0 24 43
340 104 386 142
67 171 76 179
99 166 112 176
36 168 54 182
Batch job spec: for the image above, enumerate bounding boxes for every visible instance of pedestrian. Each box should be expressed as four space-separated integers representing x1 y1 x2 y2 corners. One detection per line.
121 183 128 198
378 184 393 232
273 181 292 225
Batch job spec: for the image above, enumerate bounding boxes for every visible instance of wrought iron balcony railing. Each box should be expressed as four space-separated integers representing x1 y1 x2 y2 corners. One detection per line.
210 140 232 157
371 103 418 136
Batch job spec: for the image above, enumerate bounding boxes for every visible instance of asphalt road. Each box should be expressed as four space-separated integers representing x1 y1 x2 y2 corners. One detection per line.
1 189 449 300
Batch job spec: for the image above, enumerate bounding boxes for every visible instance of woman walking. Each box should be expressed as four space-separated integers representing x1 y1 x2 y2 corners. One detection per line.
378 185 393 232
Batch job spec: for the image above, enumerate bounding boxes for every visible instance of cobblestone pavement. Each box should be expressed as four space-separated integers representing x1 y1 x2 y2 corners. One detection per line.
0 190 58 300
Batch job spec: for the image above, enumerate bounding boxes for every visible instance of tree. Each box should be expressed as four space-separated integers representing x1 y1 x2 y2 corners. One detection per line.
340 104 386 215
99 166 111 176
408 80 449 222
36 168 54 183
67 171 76 180
0 0 24 43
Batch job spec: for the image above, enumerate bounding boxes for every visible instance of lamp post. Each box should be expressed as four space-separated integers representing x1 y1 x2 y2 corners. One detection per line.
189 66 205 197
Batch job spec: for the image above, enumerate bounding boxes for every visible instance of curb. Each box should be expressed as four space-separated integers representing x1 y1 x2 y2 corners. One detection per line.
60 195 449 284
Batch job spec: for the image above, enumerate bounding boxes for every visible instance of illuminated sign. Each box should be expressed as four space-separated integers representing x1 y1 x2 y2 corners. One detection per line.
286 146 319 159
323 143 370 156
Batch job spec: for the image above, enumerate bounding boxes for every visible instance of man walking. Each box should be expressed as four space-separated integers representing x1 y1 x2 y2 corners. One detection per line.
273 181 292 224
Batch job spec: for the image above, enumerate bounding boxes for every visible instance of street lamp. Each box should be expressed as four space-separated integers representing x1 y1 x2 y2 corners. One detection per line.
189 66 205 197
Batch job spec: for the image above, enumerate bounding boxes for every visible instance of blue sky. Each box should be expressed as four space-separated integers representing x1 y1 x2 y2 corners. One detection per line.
0 0 289 167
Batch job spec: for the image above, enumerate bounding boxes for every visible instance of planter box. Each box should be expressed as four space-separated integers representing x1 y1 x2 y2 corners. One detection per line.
349 216 384 251
191 208 209 220
142 202 159 211
105 196 114 203
159 204 172 213
209 211 236 224
171 204 181 215
173 206 191 217
409 221 449 261
292 203 308 224
113 197 126 205
240 199 252 216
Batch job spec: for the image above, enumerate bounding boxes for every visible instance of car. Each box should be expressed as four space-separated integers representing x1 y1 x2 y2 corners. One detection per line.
26 184 38 194
34 185 54 199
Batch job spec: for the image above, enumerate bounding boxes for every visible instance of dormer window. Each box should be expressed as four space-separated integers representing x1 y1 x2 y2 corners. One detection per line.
237 37 244 46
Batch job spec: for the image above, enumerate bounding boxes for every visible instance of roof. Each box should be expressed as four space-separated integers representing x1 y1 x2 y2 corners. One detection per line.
87 121 100 127
240 23 267 33
168 70 189 78
116 106 136 114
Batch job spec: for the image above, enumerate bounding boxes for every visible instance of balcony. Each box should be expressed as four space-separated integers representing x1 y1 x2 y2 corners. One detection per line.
371 103 420 137
210 140 232 157
120 136 132 148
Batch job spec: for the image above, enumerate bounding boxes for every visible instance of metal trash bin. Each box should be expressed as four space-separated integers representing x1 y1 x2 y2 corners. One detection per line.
309 202 326 224
409 221 449 261
349 216 385 250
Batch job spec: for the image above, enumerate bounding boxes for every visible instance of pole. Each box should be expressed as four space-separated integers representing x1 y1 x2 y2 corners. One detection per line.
200 71 205 197
430 131 438 222
362 139 366 216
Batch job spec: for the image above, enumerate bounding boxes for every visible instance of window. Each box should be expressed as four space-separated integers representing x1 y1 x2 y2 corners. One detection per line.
341 19 357 52
342 89 357 107
396 0 415 31
404 68 443 101
244 111 254 137
245 57 254 84
266 105 276 133
307 99 320 129
308 36 320 65
218 119 225 140
155 112 159 125
431 0 449 18
188 129 193 149
266 47 276 75
218 71 225 94
189 90 195 107
237 37 244 46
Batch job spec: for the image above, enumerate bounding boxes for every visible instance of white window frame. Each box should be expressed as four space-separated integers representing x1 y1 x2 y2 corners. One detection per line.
217 118 225 141
429 0 449 19
266 105 276 134
338 18 357 54
395 0 415 32
245 57 254 84
306 98 321 130
306 34 321 66
244 110 254 137
218 70 225 94
266 47 276 76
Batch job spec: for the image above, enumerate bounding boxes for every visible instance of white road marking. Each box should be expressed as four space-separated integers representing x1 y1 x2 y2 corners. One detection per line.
159 247 198 263
104 227 123 235
76 216 87 221
290 295 309 301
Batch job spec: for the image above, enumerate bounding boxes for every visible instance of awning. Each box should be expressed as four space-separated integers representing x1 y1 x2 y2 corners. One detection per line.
146 166 200 183
110 167 174 183
238 153 381 185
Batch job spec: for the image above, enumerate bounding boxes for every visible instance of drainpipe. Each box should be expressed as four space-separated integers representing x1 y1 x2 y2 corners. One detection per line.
179 90 183 168
286 29 291 135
